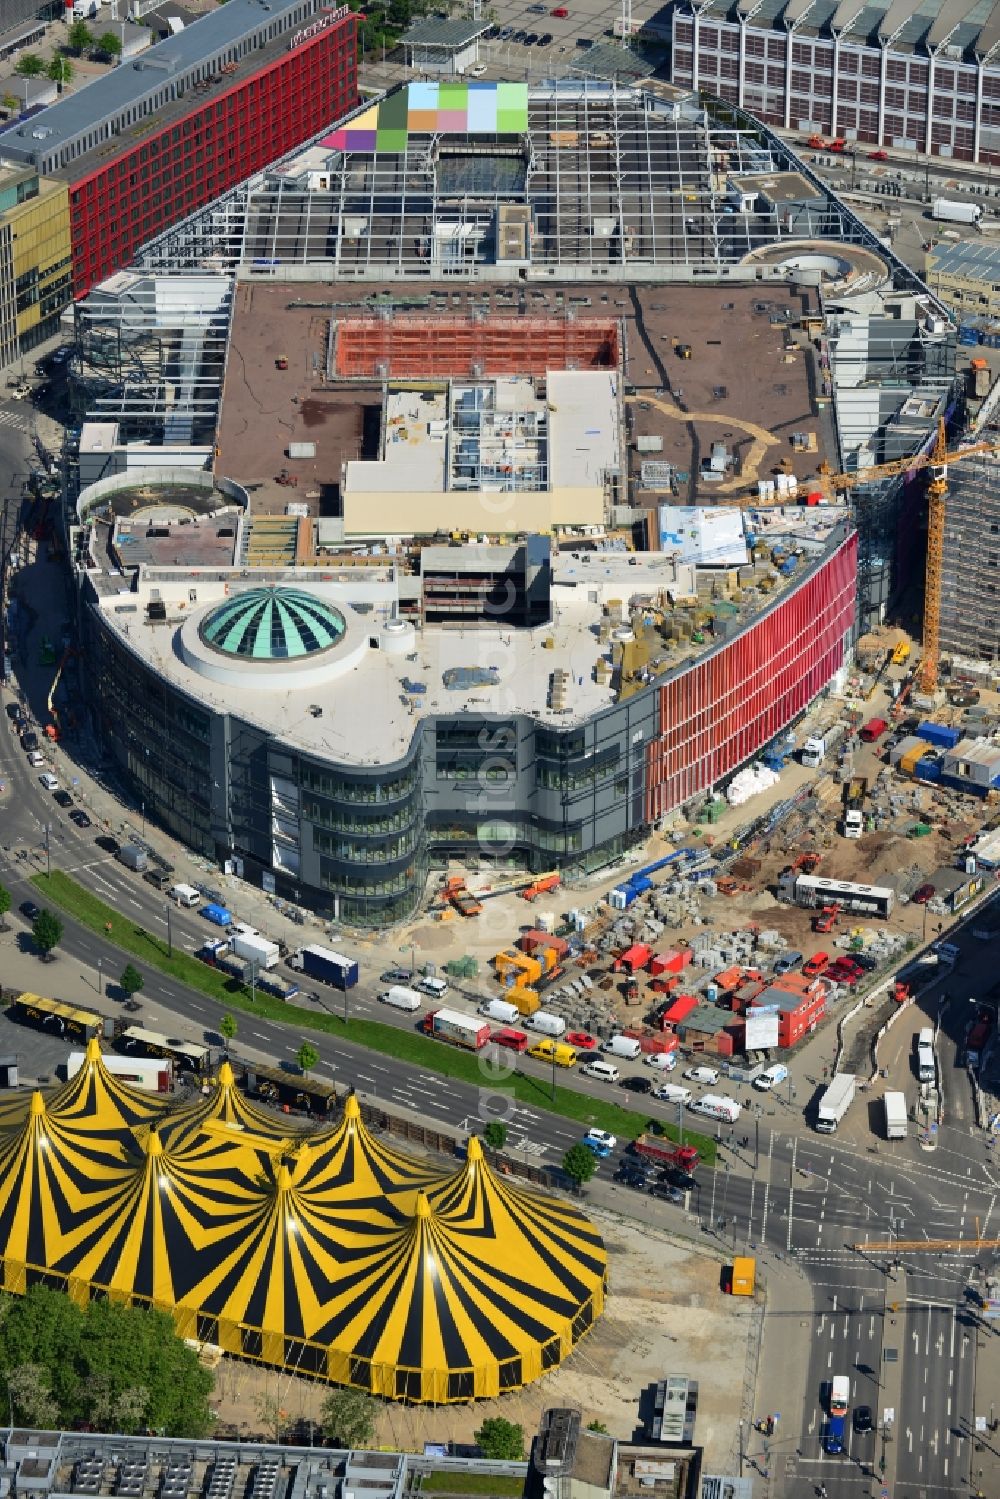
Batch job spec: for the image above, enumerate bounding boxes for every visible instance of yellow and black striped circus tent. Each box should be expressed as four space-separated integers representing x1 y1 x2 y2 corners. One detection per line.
0 1040 607 1401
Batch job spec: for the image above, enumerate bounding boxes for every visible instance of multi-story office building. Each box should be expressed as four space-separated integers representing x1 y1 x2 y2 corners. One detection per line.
670 0 1000 167
0 162 70 364
0 0 357 297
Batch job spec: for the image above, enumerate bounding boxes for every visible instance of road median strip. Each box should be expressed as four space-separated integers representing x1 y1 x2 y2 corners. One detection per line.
30 868 716 1158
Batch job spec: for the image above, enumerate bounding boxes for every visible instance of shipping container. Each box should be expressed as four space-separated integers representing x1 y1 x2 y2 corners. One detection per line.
231 932 280 970
916 720 962 749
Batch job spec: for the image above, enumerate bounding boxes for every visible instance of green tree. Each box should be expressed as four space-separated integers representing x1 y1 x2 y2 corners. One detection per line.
94 30 122 58
296 1040 319 1075
474 1417 525 1460
0 1287 213 1437
586 1420 609 1434
483 1121 508 1156
82 1373 149 1434
219 1013 237 1049
253 1392 286 1443
119 963 144 999
319 1385 379 1448
14 53 43 77
32 909 63 959
0 883 10 930
562 1143 597 1190
7 1363 60 1428
48 56 73 88
66 19 92 52
0 93 18 115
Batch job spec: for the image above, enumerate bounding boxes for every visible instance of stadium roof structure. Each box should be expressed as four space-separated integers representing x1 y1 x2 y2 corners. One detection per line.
0 1043 607 1403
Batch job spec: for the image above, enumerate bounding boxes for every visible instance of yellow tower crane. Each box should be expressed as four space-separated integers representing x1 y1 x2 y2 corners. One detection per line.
815 419 1000 694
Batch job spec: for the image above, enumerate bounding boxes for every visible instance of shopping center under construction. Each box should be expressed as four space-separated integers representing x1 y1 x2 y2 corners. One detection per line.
62 80 961 924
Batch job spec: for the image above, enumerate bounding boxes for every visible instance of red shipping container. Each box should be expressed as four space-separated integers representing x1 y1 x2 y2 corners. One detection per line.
614 943 653 974
660 993 700 1027
519 930 570 958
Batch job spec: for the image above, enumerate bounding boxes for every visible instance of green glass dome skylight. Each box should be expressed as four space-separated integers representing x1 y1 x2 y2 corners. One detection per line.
200 588 346 661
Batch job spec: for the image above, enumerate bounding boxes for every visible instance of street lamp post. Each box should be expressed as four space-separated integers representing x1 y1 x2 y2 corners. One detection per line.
738 1419 745 1477
141 799 145 837
97 957 102 997
44 822 50 877
165 901 172 958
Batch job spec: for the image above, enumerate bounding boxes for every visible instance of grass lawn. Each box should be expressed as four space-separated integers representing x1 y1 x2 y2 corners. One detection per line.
421 1476 526 1496
30 869 716 1160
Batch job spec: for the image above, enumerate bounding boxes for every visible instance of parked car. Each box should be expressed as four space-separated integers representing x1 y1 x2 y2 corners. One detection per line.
524 32 538 43
27 751 45 767
380 968 411 984
539 30 553 42
684 1065 719 1085
550 6 569 15
853 953 878 971
69 809 92 828
467 62 487 76
566 1030 597 1049
53 790 73 809
912 883 936 904
5 703 24 723
802 952 829 977
853 1405 873 1433
39 772 59 792
645 1052 677 1070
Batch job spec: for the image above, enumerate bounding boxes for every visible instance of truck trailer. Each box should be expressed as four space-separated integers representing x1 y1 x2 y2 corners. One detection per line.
842 775 869 839
883 1090 908 1139
290 945 359 990
231 932 280 970
423 1008 491 1050
815 1073 856 1132
932 197 982 224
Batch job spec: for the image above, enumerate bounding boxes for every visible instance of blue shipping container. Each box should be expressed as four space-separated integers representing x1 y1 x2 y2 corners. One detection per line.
958 326 981 345
915 757 942 781
917 720 961 749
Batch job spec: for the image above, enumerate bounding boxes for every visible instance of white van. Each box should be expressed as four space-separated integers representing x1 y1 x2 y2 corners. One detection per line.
581 1059 619 1083
917 1044 936 1083
169 883 201 908
416 976 449 1000
754 1063 789 1092
689 1093 742 1123
380 985 422 1012
527 1010 567 1037
39 771 58 791
646 1051 677 1072
602 1034 642 1061
479 998 521 1026
655 1082 692 1105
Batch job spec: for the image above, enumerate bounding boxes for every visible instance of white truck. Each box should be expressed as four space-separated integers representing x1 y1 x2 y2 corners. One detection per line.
883 1091 908 1139
802 722 846 770
231 931 280 970
815 1073 856 1133
931 197 982 225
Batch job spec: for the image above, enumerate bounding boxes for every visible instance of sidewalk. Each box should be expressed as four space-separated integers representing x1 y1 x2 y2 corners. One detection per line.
751 1253 816 1497
970 1294 1000 1499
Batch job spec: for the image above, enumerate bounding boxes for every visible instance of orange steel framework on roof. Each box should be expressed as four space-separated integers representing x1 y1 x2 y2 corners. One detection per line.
333 316 620 379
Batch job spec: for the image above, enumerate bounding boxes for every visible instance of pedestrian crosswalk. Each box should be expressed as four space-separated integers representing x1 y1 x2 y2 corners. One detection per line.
0 409 29 432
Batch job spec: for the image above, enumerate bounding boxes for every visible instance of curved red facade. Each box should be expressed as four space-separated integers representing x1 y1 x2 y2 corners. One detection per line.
645 532 858 818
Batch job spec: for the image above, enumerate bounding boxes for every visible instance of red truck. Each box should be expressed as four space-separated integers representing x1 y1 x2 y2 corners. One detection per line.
860 717 888 742
632 1135 700 1174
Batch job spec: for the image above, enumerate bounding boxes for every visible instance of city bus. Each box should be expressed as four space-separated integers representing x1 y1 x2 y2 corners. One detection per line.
114 1025 211 1076
780 872 895 919
10 992 102 1041
237 1059 338 1117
